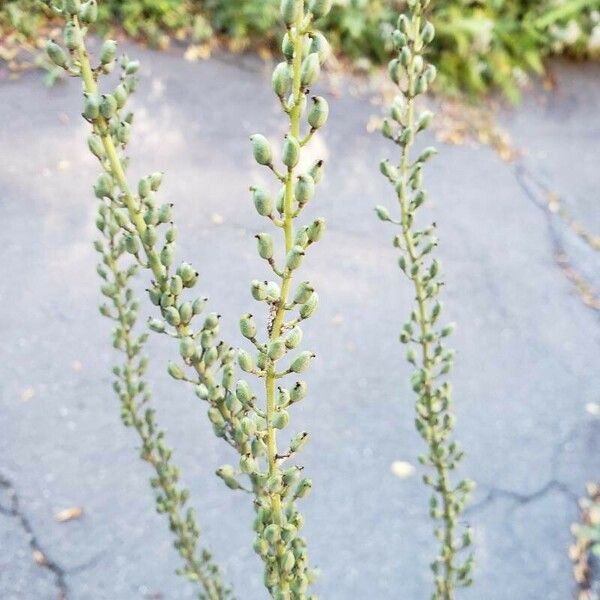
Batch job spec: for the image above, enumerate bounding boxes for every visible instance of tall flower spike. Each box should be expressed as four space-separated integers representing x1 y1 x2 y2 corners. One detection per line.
229 0 332 596
44 2 232 598
375 1 475 598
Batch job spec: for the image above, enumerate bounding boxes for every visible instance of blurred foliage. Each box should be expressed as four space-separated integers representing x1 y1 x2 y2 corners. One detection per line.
1 0 599 99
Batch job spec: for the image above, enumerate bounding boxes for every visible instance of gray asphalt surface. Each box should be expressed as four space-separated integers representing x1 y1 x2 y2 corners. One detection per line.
0 42 599 600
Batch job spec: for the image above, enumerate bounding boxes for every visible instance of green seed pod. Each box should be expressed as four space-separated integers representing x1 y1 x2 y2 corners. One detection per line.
381 119 394 139
141 225 157 247
79 0 98 23
392 29 407 49
309 31 330 64
112 83 129 109
300 53 321 88
416 110 434 131
240 313 257 339
290 351 314 373
216 465 242 490
251 279 268 301
280 0 302 25
295 227 309 248
276 187 285 214
138 177 151 199
94 173 113 199
412 55 424 75
422 21 435 44
160 244 174 267
309 0 332 17
285 326 303 349
293 281 314 304
87 134 104 159
290 431 309 453
46 40 67 68
124 60 140 75
272 62 290 98
375 205 391 222
190 297 205 315
256 233 274 260
307 217 325 242
148 318 165 333
64 0 80 15
282 32 295 60
240 454 258 475
251 186 273 217
273 410 289 429
268 339 286 361
238 350 255 373
250 134 273 166
178 262 196 284
397 13 410 34
307 96 329 130
165 226 177 243
63 22 81 50
285 245 305 271
295 174 315 205
415 76 428 95
264 523 281 544
116 121 130 144
441 323 456 337
308 159 324 184
167 361 184 380
241 416 257 437
170 275 183 296
300 292 319 319
236 379 252 404
425 64 437 84
99 94 117 119
203 312 220 330
416 147 437 164
83 94 100 120
400 46 411 67
164 306 181 327
290 380 307 403
388 58 402 85
157 203 172 224
100 40 117 65
179 337 196 359
253 537 269 557
380 159 398 182
179 301 193 324
125 234 139 254
282 135 300 168
280 550 296 573
294 478 312 498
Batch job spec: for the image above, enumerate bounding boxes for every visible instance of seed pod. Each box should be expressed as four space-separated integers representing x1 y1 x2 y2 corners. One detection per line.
392 29 407 49
241 416 257 437
309 0 332 18
216 465 242 490
203 312 220 330
99 94 118 119
124 60 139 75
64 0 80 15
157 203 172 224
295 227 309 247
375 205 391 222
309 31 330 64
380 159 398 182
290 351 314 373
94 173 113 199
83 94 100 120
300 53 321 88
264 523 281 544
300 292 318 319
388 58 402 85
422 21 435 44
112 83 129 109
307 217 325 242
282 135 300 168
280 550 296 574
272 62 290 98
308 159 324 184
256 233 274 260
295 174 315 205
236 380 253 404
63 22 81 50
282 32 294 60
178 262 196 284
273 410 289 429
238 350 255 373
416 146 437 163
397 14 410 34
164 306 181 327
100 40 117 65
425 64 437 84
46 40 67 68
285 245 305 271
280 0 301 26
251 186 273 216
179 337 196 359
308 96 329 130
441 323 456 337
254 537 269 557
290 380 307 403
416 110 434 131
250 134 273 166
167 361 184 380
276 187 285 214
293 281 314 304
415 76 428 95
268 339 286 361
125 234 139 255
294 478 312 498
251 279 268 301
290 431 309 453
116 121 130 144
239 313 257 339
240 454 258 475
278 387 291 407
170 275 183 296
381 119 394 139
285 326 303 349
79 0 98 23
400 46 411 67
179 301 193 324
87 134 104 159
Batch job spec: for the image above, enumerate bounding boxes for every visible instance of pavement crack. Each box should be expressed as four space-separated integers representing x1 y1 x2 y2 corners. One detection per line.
0 471 69 600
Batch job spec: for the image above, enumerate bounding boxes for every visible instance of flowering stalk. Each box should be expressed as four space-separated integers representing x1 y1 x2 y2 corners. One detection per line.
219 0 332 596
375 1 475 597
44 1 232 597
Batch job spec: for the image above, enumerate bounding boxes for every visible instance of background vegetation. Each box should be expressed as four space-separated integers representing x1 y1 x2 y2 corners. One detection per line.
1 0 599 99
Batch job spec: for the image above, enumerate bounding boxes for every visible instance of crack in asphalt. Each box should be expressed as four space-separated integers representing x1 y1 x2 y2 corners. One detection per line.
0 471 69 600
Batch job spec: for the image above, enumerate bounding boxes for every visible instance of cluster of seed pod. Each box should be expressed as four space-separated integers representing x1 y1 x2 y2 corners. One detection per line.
207 0 333 597
45 1 233 597
374 1 475 598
